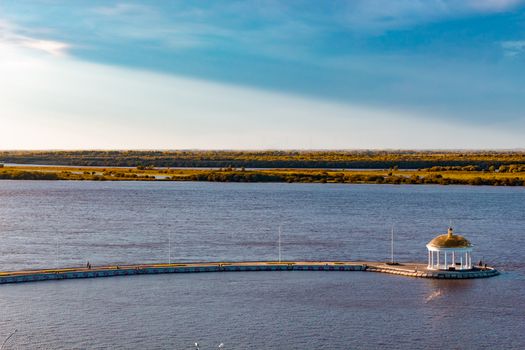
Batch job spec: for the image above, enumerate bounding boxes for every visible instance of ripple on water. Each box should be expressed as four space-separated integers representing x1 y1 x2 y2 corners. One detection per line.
0 181 524 349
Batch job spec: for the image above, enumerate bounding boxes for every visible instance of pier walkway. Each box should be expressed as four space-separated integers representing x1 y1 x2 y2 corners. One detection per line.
0 261 499 285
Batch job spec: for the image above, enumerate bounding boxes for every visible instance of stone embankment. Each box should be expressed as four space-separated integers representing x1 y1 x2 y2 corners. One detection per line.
0 261 498 285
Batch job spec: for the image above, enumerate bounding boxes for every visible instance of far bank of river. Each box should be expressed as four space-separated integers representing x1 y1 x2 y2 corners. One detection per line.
0 164 524 186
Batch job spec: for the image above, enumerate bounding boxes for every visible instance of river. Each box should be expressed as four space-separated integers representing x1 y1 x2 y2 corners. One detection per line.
0 181 523 349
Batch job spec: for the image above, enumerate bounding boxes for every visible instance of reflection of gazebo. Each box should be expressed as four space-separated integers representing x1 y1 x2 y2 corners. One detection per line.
426 228 473 270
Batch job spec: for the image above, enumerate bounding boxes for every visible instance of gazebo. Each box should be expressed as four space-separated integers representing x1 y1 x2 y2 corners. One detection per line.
426 227 473 270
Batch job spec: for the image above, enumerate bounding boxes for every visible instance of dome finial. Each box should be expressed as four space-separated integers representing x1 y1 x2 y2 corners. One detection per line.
448 227 453 237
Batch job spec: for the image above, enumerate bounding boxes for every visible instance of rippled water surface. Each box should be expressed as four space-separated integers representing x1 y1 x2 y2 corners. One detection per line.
0 181 524 349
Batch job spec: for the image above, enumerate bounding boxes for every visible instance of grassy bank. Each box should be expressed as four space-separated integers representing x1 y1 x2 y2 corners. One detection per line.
1 150 525 169
1 166 524 186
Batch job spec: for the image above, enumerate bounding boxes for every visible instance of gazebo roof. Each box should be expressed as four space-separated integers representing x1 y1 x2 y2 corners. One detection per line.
427 228 472 249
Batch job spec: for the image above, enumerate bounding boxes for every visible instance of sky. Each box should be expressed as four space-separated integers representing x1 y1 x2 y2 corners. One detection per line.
0 0 524 149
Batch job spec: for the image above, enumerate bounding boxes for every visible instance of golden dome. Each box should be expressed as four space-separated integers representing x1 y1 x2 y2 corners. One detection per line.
428 228 472 249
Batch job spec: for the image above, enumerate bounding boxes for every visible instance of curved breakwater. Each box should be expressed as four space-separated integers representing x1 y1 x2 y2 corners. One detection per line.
0 261 499 285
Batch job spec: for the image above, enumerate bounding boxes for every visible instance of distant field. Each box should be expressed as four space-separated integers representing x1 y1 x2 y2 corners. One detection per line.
1 165 524 186
1 150 525 169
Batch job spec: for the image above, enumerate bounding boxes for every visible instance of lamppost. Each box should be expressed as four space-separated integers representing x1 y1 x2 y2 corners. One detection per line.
391 225 394 264
168 231 171 265
56 235 59 269
278 225 282 263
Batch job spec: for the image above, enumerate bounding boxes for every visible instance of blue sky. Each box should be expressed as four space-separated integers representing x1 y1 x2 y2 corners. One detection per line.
1 0 524 149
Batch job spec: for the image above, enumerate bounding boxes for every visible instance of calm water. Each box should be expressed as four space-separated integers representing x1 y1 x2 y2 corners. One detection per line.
0 181 524 349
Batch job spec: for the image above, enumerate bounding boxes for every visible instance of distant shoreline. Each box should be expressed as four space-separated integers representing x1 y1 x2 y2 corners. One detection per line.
2 150 524 186
1 150 525 169
1 165 524 186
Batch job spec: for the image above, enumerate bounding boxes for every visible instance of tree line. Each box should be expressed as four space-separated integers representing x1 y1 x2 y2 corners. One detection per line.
181 170 524 186
1 167 524 186
1 150 524 169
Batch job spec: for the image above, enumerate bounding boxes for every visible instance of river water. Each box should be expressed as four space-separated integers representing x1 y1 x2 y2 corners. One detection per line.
0 181 524 349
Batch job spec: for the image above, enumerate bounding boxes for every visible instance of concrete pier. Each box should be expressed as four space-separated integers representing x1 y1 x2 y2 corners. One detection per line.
0 261 498 285
364 262 499 279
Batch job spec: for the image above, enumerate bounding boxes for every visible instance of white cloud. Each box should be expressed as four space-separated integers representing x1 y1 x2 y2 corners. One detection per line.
0 12 523 150
16 38 69 56
0 41 522 150
501 40 525 57
0 20 70 56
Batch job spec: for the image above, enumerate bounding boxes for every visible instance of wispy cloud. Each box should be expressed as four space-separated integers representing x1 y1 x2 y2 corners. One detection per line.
1 42 522 149
3 0 524 60
467 0 523 12
92 3 155 17
336 0 525 32
81 0 525 61
17 38 69 56
88 3 222 50
88 2 321 55
501 40 525 57
1 0 524 140
0 20 70 56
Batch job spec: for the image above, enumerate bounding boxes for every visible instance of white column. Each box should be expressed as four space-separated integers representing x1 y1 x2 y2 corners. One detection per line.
452 251 455 267
437 251 440 269
460 255 463 269
444 252 447 269
428 250 431 268
431 251 434 268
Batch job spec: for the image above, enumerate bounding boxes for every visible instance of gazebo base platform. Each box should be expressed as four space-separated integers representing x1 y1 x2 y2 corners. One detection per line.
365 262 499 279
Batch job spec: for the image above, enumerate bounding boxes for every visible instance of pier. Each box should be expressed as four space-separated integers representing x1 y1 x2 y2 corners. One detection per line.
0 261 498 285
